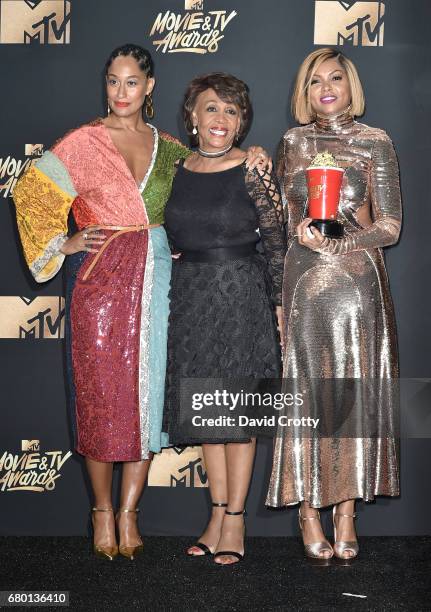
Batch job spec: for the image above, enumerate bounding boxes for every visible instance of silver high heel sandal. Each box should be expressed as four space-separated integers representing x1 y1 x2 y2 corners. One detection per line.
332 506 359 564
298 508 333 566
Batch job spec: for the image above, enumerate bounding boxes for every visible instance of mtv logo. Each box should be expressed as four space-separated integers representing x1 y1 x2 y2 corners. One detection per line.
0 0 71 44
25 144 44 156
185 0 203 10
0 296 65 339
172 446 187 455
19 296 37 305
22 440 40 451
148 446 207 487
314 1 385 47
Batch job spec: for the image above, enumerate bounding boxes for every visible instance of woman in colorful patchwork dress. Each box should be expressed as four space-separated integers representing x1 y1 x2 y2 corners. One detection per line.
13 44 269 561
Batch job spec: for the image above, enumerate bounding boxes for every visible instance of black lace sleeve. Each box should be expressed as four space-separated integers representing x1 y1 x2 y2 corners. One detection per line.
243 166 287 306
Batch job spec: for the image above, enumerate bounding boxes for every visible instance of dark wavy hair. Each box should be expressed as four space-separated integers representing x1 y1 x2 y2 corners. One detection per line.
104 43 154 77
183 72 253 145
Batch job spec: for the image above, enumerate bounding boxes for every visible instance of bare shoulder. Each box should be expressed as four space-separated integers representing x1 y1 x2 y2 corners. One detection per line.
230 147 248 164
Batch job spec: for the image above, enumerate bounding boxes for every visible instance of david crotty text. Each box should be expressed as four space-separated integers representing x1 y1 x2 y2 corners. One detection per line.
191 415 320 428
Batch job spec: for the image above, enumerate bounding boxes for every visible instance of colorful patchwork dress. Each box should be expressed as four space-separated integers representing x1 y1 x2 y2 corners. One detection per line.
13 119 190 462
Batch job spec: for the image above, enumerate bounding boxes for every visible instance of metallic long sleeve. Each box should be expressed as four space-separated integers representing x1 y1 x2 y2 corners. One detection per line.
316 136 402 254
266 110 401 508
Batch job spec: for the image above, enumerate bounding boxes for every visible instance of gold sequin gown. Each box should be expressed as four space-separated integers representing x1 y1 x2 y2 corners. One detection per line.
266 109 401 508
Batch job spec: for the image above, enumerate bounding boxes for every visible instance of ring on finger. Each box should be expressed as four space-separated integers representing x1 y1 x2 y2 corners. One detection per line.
83 232 88 240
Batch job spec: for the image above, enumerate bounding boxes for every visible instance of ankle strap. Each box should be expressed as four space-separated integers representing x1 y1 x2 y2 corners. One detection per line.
92 507 114 512
225 509 246 516
212 502 228 507
335 513 356 519
299 509 321 521
118 508 140 513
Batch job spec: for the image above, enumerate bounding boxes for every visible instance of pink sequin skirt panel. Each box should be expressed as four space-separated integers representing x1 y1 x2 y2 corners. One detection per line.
71 230 148 462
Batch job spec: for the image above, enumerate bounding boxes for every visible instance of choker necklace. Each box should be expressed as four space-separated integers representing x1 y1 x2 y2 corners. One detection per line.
197 144 233 158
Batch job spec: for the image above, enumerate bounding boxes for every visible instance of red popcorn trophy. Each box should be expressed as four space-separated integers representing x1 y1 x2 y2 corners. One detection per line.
306 152 344 238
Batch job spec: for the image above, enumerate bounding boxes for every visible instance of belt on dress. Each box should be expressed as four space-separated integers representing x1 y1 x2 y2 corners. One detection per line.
180 244 256 263
82 223 161 281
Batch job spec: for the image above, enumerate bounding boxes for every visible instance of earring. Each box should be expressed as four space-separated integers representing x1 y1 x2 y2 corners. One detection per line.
107 103 111 115
192 126 198 135
145 93 154 119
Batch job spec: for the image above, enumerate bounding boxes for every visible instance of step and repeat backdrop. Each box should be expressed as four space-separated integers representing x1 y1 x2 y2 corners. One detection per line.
0 0 430 536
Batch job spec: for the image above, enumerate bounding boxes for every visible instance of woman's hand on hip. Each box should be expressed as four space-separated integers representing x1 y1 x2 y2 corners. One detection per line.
60 226 106 255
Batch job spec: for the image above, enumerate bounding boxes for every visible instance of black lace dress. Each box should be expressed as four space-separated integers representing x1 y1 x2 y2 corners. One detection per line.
163 159 286 444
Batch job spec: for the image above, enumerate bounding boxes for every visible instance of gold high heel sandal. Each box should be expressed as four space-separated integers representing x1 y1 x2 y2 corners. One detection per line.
298 508 333 566
332 506 359 564
92 507 118 561
116 508 144 560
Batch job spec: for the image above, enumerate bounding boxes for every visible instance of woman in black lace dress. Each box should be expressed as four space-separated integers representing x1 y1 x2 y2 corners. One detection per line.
163 73 286 564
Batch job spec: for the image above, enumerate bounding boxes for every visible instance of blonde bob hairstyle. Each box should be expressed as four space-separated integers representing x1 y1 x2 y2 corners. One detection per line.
291 47 365 125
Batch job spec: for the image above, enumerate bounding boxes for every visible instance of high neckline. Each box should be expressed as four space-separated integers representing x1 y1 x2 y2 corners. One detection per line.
314 106 354 133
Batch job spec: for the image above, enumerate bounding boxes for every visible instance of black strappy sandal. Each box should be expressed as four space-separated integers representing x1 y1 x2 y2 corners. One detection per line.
187 502 227 557
213 509 246 565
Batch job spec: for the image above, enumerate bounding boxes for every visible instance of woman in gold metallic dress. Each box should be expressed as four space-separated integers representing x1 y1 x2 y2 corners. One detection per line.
266 48 401 563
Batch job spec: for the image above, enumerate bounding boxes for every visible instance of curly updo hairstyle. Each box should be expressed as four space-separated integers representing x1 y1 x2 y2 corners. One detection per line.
183 72 253 145
104 43 154 78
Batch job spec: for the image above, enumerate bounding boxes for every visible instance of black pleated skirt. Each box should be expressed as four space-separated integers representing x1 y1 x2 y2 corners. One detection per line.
163 253 281 444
